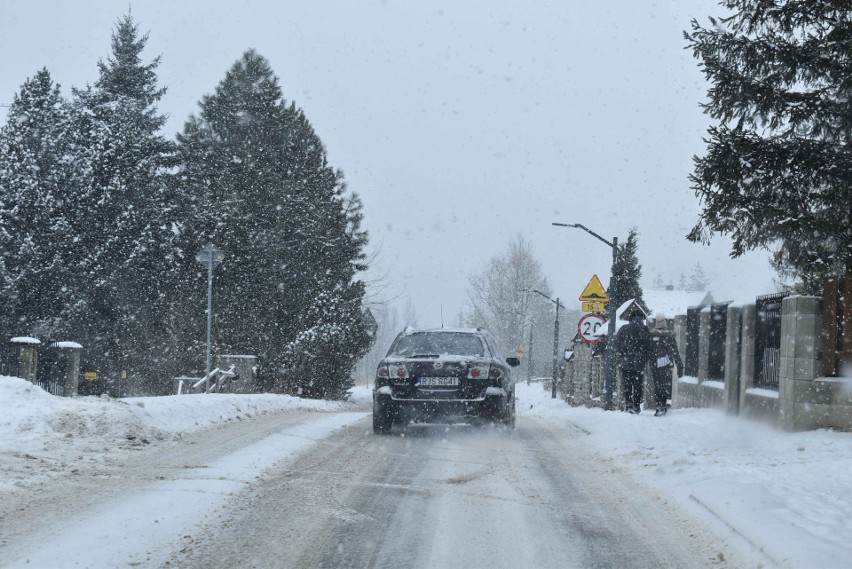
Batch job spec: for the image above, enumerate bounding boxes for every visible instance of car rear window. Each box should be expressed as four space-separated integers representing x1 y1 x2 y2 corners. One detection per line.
389 332 485 357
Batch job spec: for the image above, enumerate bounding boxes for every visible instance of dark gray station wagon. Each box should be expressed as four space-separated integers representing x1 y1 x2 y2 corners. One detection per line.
372 328 520 433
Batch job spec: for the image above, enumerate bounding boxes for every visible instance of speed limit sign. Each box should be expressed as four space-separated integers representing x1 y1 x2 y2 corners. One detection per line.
578 313 606 344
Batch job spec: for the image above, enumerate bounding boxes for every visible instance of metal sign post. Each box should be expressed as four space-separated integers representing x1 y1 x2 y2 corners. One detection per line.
195 243 224 392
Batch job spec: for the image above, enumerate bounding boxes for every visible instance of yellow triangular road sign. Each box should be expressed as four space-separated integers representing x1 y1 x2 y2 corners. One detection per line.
579 274 609 302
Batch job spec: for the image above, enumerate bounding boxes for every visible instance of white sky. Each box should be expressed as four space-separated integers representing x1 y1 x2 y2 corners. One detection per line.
0 1 778 327
2 376 850 567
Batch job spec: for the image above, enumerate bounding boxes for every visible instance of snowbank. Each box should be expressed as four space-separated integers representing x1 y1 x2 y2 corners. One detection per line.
0 375 371 491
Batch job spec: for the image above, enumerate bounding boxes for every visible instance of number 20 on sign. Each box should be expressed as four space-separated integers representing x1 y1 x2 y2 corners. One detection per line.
577 313 605 345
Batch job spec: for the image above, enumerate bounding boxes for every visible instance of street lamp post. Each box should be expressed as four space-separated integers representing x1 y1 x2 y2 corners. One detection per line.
523 288 564 399
552 223 618 410
527 319 534 385
195 243 225 392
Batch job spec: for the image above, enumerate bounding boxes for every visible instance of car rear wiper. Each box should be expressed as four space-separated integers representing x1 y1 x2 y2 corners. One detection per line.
409 354 440 358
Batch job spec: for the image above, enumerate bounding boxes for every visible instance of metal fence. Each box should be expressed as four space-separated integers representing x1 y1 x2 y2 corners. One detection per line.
36 344 67 396
754 292 789 390
707 302 730 381
0 343 20 378
685 307 701 377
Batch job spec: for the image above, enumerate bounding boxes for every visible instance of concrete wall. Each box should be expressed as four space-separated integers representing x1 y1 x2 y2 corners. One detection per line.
741 390 780 425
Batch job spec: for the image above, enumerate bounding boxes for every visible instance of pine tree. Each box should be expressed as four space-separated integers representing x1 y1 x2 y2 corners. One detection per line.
176 50 371 399
65 13 179 386
609 228 648 314
685 1 852 293
0 69 81 340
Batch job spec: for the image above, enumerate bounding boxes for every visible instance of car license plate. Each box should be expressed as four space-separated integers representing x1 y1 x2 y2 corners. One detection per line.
419 376 459 387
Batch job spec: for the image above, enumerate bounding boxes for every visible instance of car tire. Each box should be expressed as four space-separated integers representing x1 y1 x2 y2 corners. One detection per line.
373 400 393 434
502 395 516 429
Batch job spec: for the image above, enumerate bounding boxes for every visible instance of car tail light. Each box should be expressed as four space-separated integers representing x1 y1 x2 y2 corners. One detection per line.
377 364 408 385
488 365 504 382
375 365 389 386
392 365 409 379
467 365 487 379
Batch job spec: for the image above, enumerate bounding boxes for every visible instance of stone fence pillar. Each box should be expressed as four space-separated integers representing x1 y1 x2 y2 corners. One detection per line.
779 296 824 430
738 304 757 401
10 336 41 384
52 342 83 397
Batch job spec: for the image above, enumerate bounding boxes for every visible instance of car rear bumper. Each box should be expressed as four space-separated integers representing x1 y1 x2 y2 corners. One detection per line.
374 386 510 422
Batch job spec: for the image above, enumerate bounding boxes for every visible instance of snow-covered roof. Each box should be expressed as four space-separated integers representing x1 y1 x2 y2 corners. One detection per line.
51 341 83 349
402 327 482 335
10 336 41 345
642 289 713 319
616 298 647 321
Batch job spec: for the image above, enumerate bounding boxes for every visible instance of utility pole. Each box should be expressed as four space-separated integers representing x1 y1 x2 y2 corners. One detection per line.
527 321 533 385
605 237 618 411
522 288 564 399
551 297 560 399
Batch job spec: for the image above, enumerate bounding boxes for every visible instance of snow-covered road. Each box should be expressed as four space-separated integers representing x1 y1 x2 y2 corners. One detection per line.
165 417 727 569
3 407 728 569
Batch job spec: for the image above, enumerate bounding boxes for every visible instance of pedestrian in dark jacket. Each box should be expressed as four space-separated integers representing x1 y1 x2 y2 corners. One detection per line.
615 310 651 414
649 314 684 416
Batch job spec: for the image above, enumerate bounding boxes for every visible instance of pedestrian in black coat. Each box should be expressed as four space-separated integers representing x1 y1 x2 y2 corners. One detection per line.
649 314 684 416
615 310 652 414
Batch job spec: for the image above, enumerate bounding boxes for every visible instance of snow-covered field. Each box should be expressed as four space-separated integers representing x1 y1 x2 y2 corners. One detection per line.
2 375 851 568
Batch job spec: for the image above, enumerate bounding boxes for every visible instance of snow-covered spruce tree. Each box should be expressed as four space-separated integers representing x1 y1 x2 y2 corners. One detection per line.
176 50 371 399
687 262 710 292
685 1 852 293
609 228 648 314
0 69 81 340
65 14 180 387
